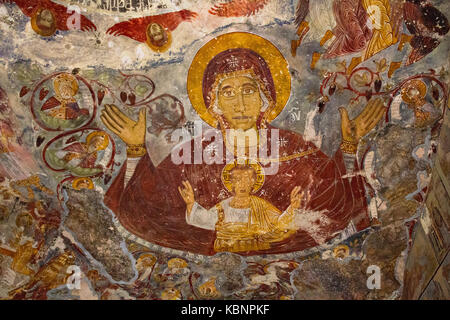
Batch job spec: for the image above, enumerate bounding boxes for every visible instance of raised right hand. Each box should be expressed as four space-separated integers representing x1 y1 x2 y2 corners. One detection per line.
100 104 146 145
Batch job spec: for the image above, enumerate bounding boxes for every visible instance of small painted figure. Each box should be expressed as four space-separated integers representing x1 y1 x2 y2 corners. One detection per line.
180 162 309 253
41 74 89 121
55 131 109 170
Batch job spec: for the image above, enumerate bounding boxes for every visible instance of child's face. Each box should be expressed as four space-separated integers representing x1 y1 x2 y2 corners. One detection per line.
230 169 255 197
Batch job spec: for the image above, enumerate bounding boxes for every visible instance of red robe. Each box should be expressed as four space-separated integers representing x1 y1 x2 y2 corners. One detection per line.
42 96 89 120
104 126 369 256
324 0 372 58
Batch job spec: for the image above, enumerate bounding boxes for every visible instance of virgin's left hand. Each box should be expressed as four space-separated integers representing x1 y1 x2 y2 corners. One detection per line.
339 98 385 144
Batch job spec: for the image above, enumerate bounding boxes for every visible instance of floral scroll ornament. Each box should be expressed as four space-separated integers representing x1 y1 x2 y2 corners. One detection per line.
317 60 447 121
42 128 117 204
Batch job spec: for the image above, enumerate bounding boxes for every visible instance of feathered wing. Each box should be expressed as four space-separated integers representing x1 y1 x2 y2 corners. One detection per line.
44 0 97 31
294 0 309 28
403 1 423 35
1 0 96 31
389 0 404 40
209 0 269 17
162 9 198 31
106 17 150 43
106 10 198 43
403 2 449 65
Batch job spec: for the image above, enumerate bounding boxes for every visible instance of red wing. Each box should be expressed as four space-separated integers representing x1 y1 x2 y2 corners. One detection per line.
0 0 41 17
403 1 423 35
209 0 269 17
389 0 404 39
43 0 97 32
1 0 96 31
106 10 198 43
160 9 198 31
106 16 155 43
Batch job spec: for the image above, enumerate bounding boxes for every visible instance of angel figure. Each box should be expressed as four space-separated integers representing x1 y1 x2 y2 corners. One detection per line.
106 10 197 52
0 0 96 37
53 131 109 171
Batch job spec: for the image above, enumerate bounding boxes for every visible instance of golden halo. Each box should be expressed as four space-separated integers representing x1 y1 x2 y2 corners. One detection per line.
187 32 291 128
146 24 172 52
86 131 110 151
31 8 57 37
221 159 265 193
72 177 94 190
401 79 427 105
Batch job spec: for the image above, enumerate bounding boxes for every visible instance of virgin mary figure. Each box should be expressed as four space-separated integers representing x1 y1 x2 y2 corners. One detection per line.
101 32 385 256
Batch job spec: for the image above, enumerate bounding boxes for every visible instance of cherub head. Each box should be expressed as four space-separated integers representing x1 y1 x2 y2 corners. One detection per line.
161 287 181 300
167 257 188 275
147 23 168 47
32 8 57 37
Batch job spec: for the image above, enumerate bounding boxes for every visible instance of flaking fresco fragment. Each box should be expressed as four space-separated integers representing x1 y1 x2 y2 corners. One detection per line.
0 0 448 300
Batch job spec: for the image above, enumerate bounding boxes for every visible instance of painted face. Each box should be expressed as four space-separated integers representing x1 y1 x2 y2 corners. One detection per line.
88 135 105 152
406 88 421 103
217 76 263 130
148 23 167 45
58 80 75 100
37 9 55 29
230 168 256 197
161 288 181 300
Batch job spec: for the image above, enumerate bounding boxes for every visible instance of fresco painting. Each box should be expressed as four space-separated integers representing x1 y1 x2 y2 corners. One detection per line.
0 0 448 301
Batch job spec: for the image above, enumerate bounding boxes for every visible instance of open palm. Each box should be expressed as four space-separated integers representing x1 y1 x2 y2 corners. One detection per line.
339 98 385 144
100 104 146 145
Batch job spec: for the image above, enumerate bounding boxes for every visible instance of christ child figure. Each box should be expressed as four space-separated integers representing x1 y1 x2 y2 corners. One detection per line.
179 162 309 253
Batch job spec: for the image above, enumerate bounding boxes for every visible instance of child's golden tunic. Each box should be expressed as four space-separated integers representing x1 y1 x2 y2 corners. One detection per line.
187 196 297 253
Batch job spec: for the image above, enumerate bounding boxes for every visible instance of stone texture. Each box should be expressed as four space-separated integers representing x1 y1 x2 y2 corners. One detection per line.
63 188 135 283
292 259 369 300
